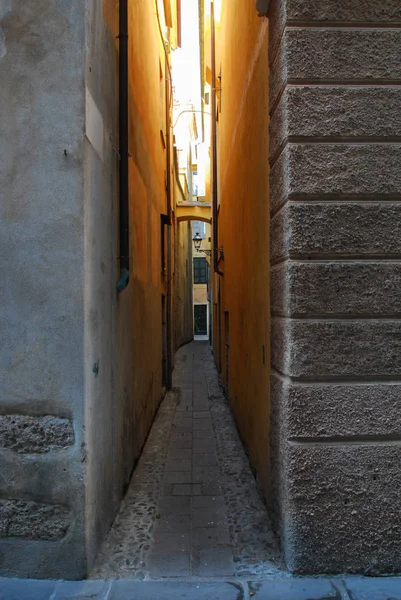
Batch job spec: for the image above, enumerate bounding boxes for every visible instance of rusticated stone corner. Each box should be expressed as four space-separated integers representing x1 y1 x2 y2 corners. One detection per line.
271 262 401 317
270 28 401 107
268 0 401 59
0 414 74 453
271 372 401 439
270 86 401 160
270 144 401 214
272 317 401 379
285 445 401 574
0 499 71 540
282 0 401 23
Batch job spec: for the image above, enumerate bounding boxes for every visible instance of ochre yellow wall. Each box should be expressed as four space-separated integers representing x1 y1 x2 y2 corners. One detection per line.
102 0 191 497
113 0 167 484
173 219 194 350
194 285 207 304
213 2 270 496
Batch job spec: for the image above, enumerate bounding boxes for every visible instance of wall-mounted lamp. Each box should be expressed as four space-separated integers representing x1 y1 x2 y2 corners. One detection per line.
193 232 224 261
255 0 269 15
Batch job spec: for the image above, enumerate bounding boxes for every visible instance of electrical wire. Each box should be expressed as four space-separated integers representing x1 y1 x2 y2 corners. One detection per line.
173 109 211 129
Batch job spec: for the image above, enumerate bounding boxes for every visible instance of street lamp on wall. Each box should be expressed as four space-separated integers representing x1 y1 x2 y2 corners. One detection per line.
192 232 224 261
193 232 204 252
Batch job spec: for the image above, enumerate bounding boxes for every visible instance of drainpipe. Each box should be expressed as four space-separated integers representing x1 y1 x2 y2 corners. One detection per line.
211 1 223 277
116 0 130 293
165 53 173 390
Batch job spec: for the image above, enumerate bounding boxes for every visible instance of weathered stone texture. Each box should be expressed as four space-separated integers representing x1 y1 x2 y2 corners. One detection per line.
0 415 74 453
285 445 401 573
270 87 401 159
269 0 401 577
271 262 401 316
271 145 401 213
285 0 401 22
271 203 401 262
0 0 87 578
272 318 401 379
271 373 401 439
0 500 70 540
269 0 401 58
271 29 401 104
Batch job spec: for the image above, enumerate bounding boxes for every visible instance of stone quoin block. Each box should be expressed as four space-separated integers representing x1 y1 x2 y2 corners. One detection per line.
0 449 83 506
271 318 401 378
271 372 401 439
269 0 401 578
0 499 70 540
283 0 401 22
270 144 401 214
270 29 401 105
0 414 74 453
284 444 401 573
268 0 401 58
271 262 401 316
0 445 85 579
270 87 401 159
271 203 401 262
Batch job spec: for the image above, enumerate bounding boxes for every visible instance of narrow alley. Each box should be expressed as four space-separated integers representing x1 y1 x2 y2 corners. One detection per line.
3 0 401 592
92 342 280 579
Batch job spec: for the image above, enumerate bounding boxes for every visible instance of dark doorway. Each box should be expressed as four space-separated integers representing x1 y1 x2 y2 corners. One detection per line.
162 294 167 387
194 304 207 336
224 310 229 397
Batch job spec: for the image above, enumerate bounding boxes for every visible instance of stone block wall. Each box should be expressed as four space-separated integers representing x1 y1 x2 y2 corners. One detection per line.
269 0 401 574
0 0 87 579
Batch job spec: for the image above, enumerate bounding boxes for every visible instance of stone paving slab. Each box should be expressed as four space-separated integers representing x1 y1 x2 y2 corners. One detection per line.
2 577 401 599
192 547 235 577
344 576 401 600
0 578 57 600
249 578 344 599
52 580 111 599
158 495 191 515
146 552 191 577
109 580 243 600
92 343 278 579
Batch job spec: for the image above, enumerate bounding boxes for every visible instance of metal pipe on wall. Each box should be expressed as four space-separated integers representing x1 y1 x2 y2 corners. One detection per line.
165 53 173 390
116 0 130 293
210 1 223 278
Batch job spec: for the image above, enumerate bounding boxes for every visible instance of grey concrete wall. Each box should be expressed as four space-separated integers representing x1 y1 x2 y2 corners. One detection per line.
0 0 193 579
269 0 401 574
0 0 86 579
0 0 120 578
83 0 120 570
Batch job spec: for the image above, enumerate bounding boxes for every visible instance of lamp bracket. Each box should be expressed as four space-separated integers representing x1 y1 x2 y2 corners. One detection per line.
198 248 224 261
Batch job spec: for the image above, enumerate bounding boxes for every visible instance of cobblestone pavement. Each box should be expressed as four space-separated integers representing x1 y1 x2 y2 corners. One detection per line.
2 576 401 599
92 341 280 579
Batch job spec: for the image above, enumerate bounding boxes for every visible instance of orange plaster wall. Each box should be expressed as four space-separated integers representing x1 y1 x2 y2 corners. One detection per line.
93 0 191 557
213 1 271 497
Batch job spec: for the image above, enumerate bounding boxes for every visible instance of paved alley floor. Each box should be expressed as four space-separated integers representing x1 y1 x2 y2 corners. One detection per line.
3 576 401 599
2 345 401 599
92 342 280 580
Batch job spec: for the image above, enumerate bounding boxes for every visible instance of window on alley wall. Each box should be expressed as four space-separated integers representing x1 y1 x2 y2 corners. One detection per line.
194 257 208 284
